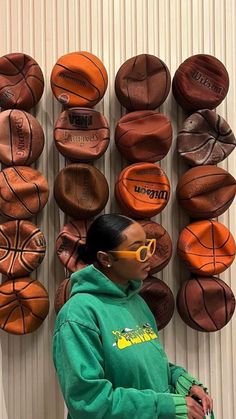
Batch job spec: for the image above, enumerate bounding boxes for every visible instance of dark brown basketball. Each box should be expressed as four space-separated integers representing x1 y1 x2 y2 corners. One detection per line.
115 54 171 110
0 109 45 166
177 109 236 166
177 277 235 332
177 220 236 276
0 53 44 110
0 166 49 219
54 163 109 219
54 107 110 161
0 277 49 334
56 219 92 272
172 54 229 111
115 111 172 162
115 162 170 218
0 220 46 278
177 166 236 219
54 278 71 314
138 220 172 274
139 276 175 330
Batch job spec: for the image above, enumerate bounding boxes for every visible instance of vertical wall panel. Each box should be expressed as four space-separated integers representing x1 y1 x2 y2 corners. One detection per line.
0 1 235 418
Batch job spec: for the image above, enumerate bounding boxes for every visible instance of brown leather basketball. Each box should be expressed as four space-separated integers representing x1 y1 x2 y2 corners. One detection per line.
139 276 175 330
0 53 44 110
172 54 229 111
138 220 172 274
115 162 170 218
115 111 172 162
177 220 236 276
54 163 109 219
177 109 236 166
177 277 235 332
54 278 72 314
177 166 236 219
0 220 46 278
0 109 45 166
54 107 110 161
0 277 49 334
0 166 49 219
115 54 171 110
56 219 92 272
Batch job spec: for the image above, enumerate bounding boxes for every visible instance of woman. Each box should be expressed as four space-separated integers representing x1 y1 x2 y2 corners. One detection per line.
53 213 214 419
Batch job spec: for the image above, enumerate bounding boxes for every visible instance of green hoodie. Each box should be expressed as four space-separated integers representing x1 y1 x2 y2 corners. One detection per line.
53 264 211 419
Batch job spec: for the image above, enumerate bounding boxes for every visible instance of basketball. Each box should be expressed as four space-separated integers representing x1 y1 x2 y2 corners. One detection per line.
54 278 71 314
50 51 108 107
0 52 44 110
172 54 229 111
177 165 236 219
115 54 170 110
0 166 49 219
177 109 236 166
0 220 46 278
0 277 49 335
115 162 170 218
0 109 45 166
115 111 172 163
139 276 175 330
177 220 236 276
56 219 92 272
54 163 109 219
138 220 172 274
54 107 110 161
177 276 235 332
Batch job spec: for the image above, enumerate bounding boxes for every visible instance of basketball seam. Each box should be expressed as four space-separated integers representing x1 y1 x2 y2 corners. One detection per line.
55 63 101 98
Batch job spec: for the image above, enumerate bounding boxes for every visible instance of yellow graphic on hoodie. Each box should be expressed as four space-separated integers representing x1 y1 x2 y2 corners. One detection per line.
112 323 158 350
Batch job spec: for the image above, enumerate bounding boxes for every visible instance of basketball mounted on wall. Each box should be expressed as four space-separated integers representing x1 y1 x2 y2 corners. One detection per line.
0 52 44 110
51 51 108 107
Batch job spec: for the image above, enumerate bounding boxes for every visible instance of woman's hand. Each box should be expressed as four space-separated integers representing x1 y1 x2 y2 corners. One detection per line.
189 385 213 416
185 396 205 419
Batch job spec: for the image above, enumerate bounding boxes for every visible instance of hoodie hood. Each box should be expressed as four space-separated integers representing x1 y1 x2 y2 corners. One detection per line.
70 264 142 300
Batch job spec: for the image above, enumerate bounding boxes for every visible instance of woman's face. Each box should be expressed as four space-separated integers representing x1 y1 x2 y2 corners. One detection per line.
106 222 151 282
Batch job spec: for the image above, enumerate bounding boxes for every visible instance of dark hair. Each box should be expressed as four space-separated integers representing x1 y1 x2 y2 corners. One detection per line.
78 213 135 264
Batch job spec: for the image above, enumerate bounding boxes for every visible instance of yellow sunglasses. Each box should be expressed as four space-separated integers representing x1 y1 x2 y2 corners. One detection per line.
108 238 156 263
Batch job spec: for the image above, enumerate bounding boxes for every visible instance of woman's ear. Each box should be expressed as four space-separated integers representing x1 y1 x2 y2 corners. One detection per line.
97 251 113 268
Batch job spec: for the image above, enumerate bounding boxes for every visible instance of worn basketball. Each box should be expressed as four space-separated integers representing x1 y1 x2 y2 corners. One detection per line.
115 162 170 218
54 278 72 314
177 277 235 332
177 166 236 219
0 220 46 278
172 54 229 111
50 51 108 107
115 54 171 110
177 220 236 276
54 163 109 219
54 107 110 161
56 219 92 272
0 109 45 166
138 220 172 274
0 166 49 219
177 109 236 166
0 277 49 335
0 53 44 110
139 276 175 330
115 111 172 163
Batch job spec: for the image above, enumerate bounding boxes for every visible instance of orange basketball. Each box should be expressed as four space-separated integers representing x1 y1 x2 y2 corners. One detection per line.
50 51 108 107
115 162 170 218
54 278 71 314
0 277 49 335
177 220 236 276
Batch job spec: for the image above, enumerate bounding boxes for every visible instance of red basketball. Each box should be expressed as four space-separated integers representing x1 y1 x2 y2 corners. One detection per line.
0 277 49 334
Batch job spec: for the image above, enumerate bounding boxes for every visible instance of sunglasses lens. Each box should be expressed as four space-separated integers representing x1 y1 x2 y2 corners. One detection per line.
140 248 148 261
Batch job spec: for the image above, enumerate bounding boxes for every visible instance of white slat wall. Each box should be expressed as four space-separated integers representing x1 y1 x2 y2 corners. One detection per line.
0 1 235 418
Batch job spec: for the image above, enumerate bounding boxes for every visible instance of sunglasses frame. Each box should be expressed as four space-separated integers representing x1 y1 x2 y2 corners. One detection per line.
108 238 156 263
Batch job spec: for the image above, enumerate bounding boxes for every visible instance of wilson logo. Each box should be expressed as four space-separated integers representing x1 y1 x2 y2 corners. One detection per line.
134 185 168 200
192 71 223 95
